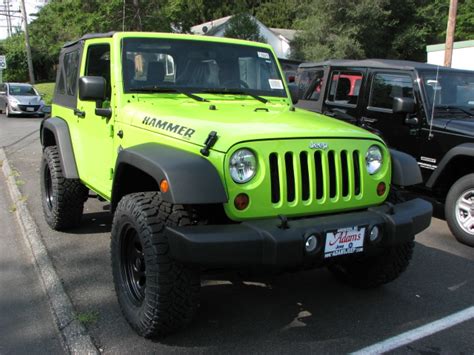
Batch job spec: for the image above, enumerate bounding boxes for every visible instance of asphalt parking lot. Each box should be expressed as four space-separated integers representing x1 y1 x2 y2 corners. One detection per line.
1 115 474 354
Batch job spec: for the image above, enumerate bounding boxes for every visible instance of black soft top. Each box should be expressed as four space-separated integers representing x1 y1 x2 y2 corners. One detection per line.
63 32 116 48
299 59 470 72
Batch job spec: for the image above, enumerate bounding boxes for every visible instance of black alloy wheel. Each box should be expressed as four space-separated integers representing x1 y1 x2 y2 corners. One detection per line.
120 224 146 305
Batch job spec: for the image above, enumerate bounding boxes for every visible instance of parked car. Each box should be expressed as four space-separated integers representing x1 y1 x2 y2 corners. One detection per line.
295 59 474 246
0 82 46 117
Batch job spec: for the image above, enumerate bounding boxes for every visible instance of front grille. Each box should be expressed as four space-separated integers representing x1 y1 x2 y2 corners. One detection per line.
18 105 40 112
269 149 362 204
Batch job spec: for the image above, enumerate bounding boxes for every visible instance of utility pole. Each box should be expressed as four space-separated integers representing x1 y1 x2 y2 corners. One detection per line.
444 0 458 67
19 0 35 83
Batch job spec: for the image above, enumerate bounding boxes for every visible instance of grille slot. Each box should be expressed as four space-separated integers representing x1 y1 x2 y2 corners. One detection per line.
353 151 361 196
341 150 349 197
285 152 295 202
314 151 324 200
269 153 280 203
328 150 337 198
268 148 362 204
300 152 310 201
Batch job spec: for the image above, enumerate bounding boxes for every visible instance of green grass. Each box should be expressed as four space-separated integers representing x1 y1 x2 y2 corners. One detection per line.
76 311 99 327
35 82 55 105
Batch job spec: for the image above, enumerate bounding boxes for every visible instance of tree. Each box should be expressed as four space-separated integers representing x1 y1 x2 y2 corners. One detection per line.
224 13 266 42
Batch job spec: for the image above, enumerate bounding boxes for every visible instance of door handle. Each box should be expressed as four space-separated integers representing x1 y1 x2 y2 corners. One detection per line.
74 108 86 118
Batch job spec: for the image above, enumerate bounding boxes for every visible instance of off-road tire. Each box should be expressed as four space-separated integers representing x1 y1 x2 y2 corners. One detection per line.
327 241 415 289
40 146 88 230
445 174 474 247
111 192 200 338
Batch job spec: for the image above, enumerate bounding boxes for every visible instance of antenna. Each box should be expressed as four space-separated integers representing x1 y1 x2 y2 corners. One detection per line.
428 65 440 140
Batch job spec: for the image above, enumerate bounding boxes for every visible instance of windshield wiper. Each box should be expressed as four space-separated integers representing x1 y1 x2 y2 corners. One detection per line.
202 89 268 104
435 105 474 117
130 86 208 102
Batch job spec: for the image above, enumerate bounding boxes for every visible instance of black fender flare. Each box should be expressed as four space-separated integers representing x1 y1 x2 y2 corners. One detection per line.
426 143 474 188
40 117 79 179
112 143 228 208
389 149 422 187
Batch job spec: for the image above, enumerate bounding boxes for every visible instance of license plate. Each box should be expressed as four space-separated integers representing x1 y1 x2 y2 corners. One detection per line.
324 226 365 258
26 107 34 112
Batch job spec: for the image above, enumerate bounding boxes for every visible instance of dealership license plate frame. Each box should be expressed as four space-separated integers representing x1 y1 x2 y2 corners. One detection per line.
324 225 366 258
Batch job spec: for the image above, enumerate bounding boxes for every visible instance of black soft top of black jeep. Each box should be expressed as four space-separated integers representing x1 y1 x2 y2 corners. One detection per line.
63 31 116 48
299 59 469 72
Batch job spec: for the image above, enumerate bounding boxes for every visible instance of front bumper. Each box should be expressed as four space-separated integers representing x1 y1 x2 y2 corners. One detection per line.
166 198 432 268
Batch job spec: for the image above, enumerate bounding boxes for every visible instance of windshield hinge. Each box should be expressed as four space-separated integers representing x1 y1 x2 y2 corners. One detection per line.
109 125 114 138
200 131 218 157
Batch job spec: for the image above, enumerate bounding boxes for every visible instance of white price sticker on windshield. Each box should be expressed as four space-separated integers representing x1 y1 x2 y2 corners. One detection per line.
258 51 270 59
269 79 284 90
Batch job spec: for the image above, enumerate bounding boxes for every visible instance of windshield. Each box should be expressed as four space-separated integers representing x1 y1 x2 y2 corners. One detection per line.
122 38 286 98
9 84 38 96
420 69 474 117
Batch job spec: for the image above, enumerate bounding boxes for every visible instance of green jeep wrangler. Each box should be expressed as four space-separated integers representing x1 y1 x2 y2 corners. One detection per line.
40 32 432 338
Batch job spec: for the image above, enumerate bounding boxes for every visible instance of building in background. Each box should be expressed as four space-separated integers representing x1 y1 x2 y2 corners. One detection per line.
191 15 297 59
426 40 474 70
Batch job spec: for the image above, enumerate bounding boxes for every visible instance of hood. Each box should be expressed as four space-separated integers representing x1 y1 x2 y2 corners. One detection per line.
11 95 42 105
124 96 380 152
444 118 474 137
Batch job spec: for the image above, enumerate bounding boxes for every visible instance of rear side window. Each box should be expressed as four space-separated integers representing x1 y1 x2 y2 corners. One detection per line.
54 45 81 108
296 69 321 98
369 73 413 110
327 71 363 106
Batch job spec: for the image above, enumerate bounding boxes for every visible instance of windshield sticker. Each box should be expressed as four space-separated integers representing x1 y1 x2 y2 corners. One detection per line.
258 51 270 59
142 116 195 139
269 79 284 90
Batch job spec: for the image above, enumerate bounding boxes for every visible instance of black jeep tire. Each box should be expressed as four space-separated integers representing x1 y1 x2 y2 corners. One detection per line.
40 146 88 230
327 241 415 289
111 192 200 338
445 174 474 247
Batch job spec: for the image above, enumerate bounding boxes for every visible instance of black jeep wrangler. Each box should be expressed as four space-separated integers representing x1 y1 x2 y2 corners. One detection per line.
296 59 474 246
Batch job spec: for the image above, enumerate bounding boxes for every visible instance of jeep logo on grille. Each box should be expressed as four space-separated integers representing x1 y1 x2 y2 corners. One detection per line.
309 142 328 150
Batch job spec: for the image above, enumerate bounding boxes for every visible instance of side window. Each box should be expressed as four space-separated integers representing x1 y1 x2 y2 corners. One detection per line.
369 73 413 110
54 45 81 108
296 69 320 98
64 51 80 96
305 70 325 101
85 44 111 99
327 71 363 106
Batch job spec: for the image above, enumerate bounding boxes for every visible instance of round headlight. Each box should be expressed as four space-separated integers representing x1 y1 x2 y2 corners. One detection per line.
229 149 257 183
365 145 383 175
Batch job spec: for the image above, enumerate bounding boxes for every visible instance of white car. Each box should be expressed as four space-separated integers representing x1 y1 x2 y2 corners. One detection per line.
0 82 46 117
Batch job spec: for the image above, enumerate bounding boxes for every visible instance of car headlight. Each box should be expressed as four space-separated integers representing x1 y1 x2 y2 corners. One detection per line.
365 145 383 175
229 149 257 183
9 97 19 107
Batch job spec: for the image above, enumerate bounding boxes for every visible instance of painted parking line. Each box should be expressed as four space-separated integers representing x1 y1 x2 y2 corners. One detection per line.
351 306 474 354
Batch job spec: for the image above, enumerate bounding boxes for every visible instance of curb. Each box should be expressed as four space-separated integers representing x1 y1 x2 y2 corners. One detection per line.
0 148 99 355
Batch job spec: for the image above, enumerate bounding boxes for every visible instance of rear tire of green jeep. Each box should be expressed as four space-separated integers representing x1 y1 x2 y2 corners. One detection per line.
111 192 200 338
445 174 474 247
40 146 88 230
327 241 415 289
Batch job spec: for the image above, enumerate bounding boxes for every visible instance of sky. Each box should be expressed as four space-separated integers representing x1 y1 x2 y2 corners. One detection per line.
0 0 48 40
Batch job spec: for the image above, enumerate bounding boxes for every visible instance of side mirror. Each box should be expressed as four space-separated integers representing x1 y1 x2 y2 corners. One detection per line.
79 76 106 102
288 83 299 105
393 97 415 114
